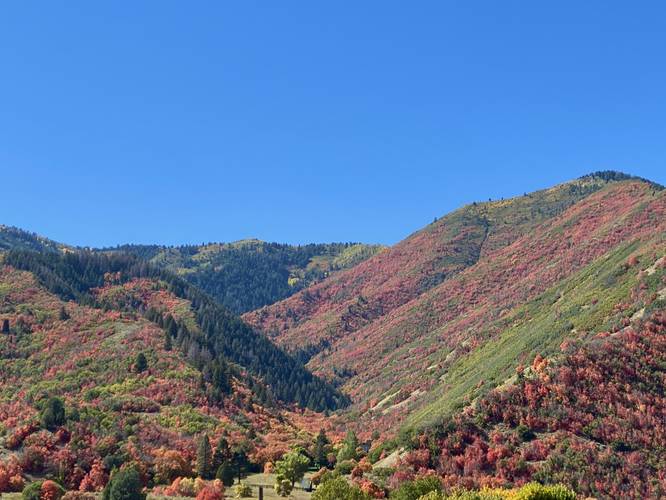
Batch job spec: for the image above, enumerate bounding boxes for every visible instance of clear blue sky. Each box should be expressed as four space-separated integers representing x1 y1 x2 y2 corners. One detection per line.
2 2 665 247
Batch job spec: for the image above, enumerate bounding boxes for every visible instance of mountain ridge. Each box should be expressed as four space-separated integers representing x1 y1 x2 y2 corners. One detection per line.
243 173 665 434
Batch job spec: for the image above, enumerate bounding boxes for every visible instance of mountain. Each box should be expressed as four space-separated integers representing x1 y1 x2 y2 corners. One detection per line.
242 171 665 497
245 172 665 427
0 171 664 498
0 225 65 253
0 248 353 491
106 240 384 314
4 250 347 412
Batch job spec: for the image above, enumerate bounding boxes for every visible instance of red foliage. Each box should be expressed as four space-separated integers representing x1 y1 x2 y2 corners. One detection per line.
78 460 107 492
195 484 224 500
398 312 666 499
41 480 65 500
356 478 386 498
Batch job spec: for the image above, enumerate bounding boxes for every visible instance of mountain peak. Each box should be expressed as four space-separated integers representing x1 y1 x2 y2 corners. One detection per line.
579 169 664 189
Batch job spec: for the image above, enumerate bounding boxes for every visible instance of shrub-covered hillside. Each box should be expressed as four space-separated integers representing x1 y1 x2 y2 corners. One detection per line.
389 311 666 499
3 250 348 412
245 173 665 434
107 240 384 314
0 261 342 495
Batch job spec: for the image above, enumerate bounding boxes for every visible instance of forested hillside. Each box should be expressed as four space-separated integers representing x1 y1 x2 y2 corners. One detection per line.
238 172 666 498
3 250 347 412
0 263 337 495
108 240 384 314
0 225 64 253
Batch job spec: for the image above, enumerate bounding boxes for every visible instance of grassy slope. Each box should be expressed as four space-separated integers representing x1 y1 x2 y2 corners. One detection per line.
345 181 664 424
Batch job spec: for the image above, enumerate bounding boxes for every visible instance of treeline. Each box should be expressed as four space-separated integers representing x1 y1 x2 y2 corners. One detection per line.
4 249 349 411
110 241 379 314
0 225 62 253
580 170 664 190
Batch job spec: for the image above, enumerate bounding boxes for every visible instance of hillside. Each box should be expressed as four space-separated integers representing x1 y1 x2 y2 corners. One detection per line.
0 172 664 498
245 173 665 432
108 241 384 314
0 225 64 253
4 250 347 412
390 311 666 498
0 253 348 494
0 265 342 491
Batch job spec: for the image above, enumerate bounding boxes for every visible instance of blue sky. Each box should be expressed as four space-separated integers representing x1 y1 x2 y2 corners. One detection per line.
1 2 665 247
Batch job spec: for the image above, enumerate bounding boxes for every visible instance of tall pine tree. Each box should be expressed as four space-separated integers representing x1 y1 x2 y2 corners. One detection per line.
314 428 330 468
197 434 213 479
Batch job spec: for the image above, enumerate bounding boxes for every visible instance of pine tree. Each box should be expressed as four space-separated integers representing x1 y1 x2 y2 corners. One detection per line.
212 437 231 471
215 461 235 486
337 430 359 462
134 353 148 373
40 397 66 431
164 330 172 351
197 434 213 479
314 429 330 468
1 319 9 334
59 306 70 320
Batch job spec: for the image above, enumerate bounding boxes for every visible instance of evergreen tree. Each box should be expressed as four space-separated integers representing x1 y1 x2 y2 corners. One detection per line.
212 436 231 471
58 306 69 320
102 465 146 500
40 396 66 431
231 444 250 482
164 330 172 351
134 353 148 373
314 429 330 468
1 319 9 333
197 434 213 479
337 430 359 462
215 461 235 487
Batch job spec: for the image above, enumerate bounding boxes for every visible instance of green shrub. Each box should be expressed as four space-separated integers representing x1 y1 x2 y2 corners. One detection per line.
312 476 370 500
516 424 535 442
336 459 357 475
274 478 292 497
234 482 252 498
513 482 576 500
417 492 444 500
216 461 235 486
390 476 442 500
445 488 502 500
22 481 43 500
40 397 66 431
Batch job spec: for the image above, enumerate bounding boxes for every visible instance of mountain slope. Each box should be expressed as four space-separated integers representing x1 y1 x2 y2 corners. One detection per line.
391 311 666 499
0 264 334 493
244 174 628 352
0 225 64 253
244 173 665 433
108 241 384 314
4 250 348 412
